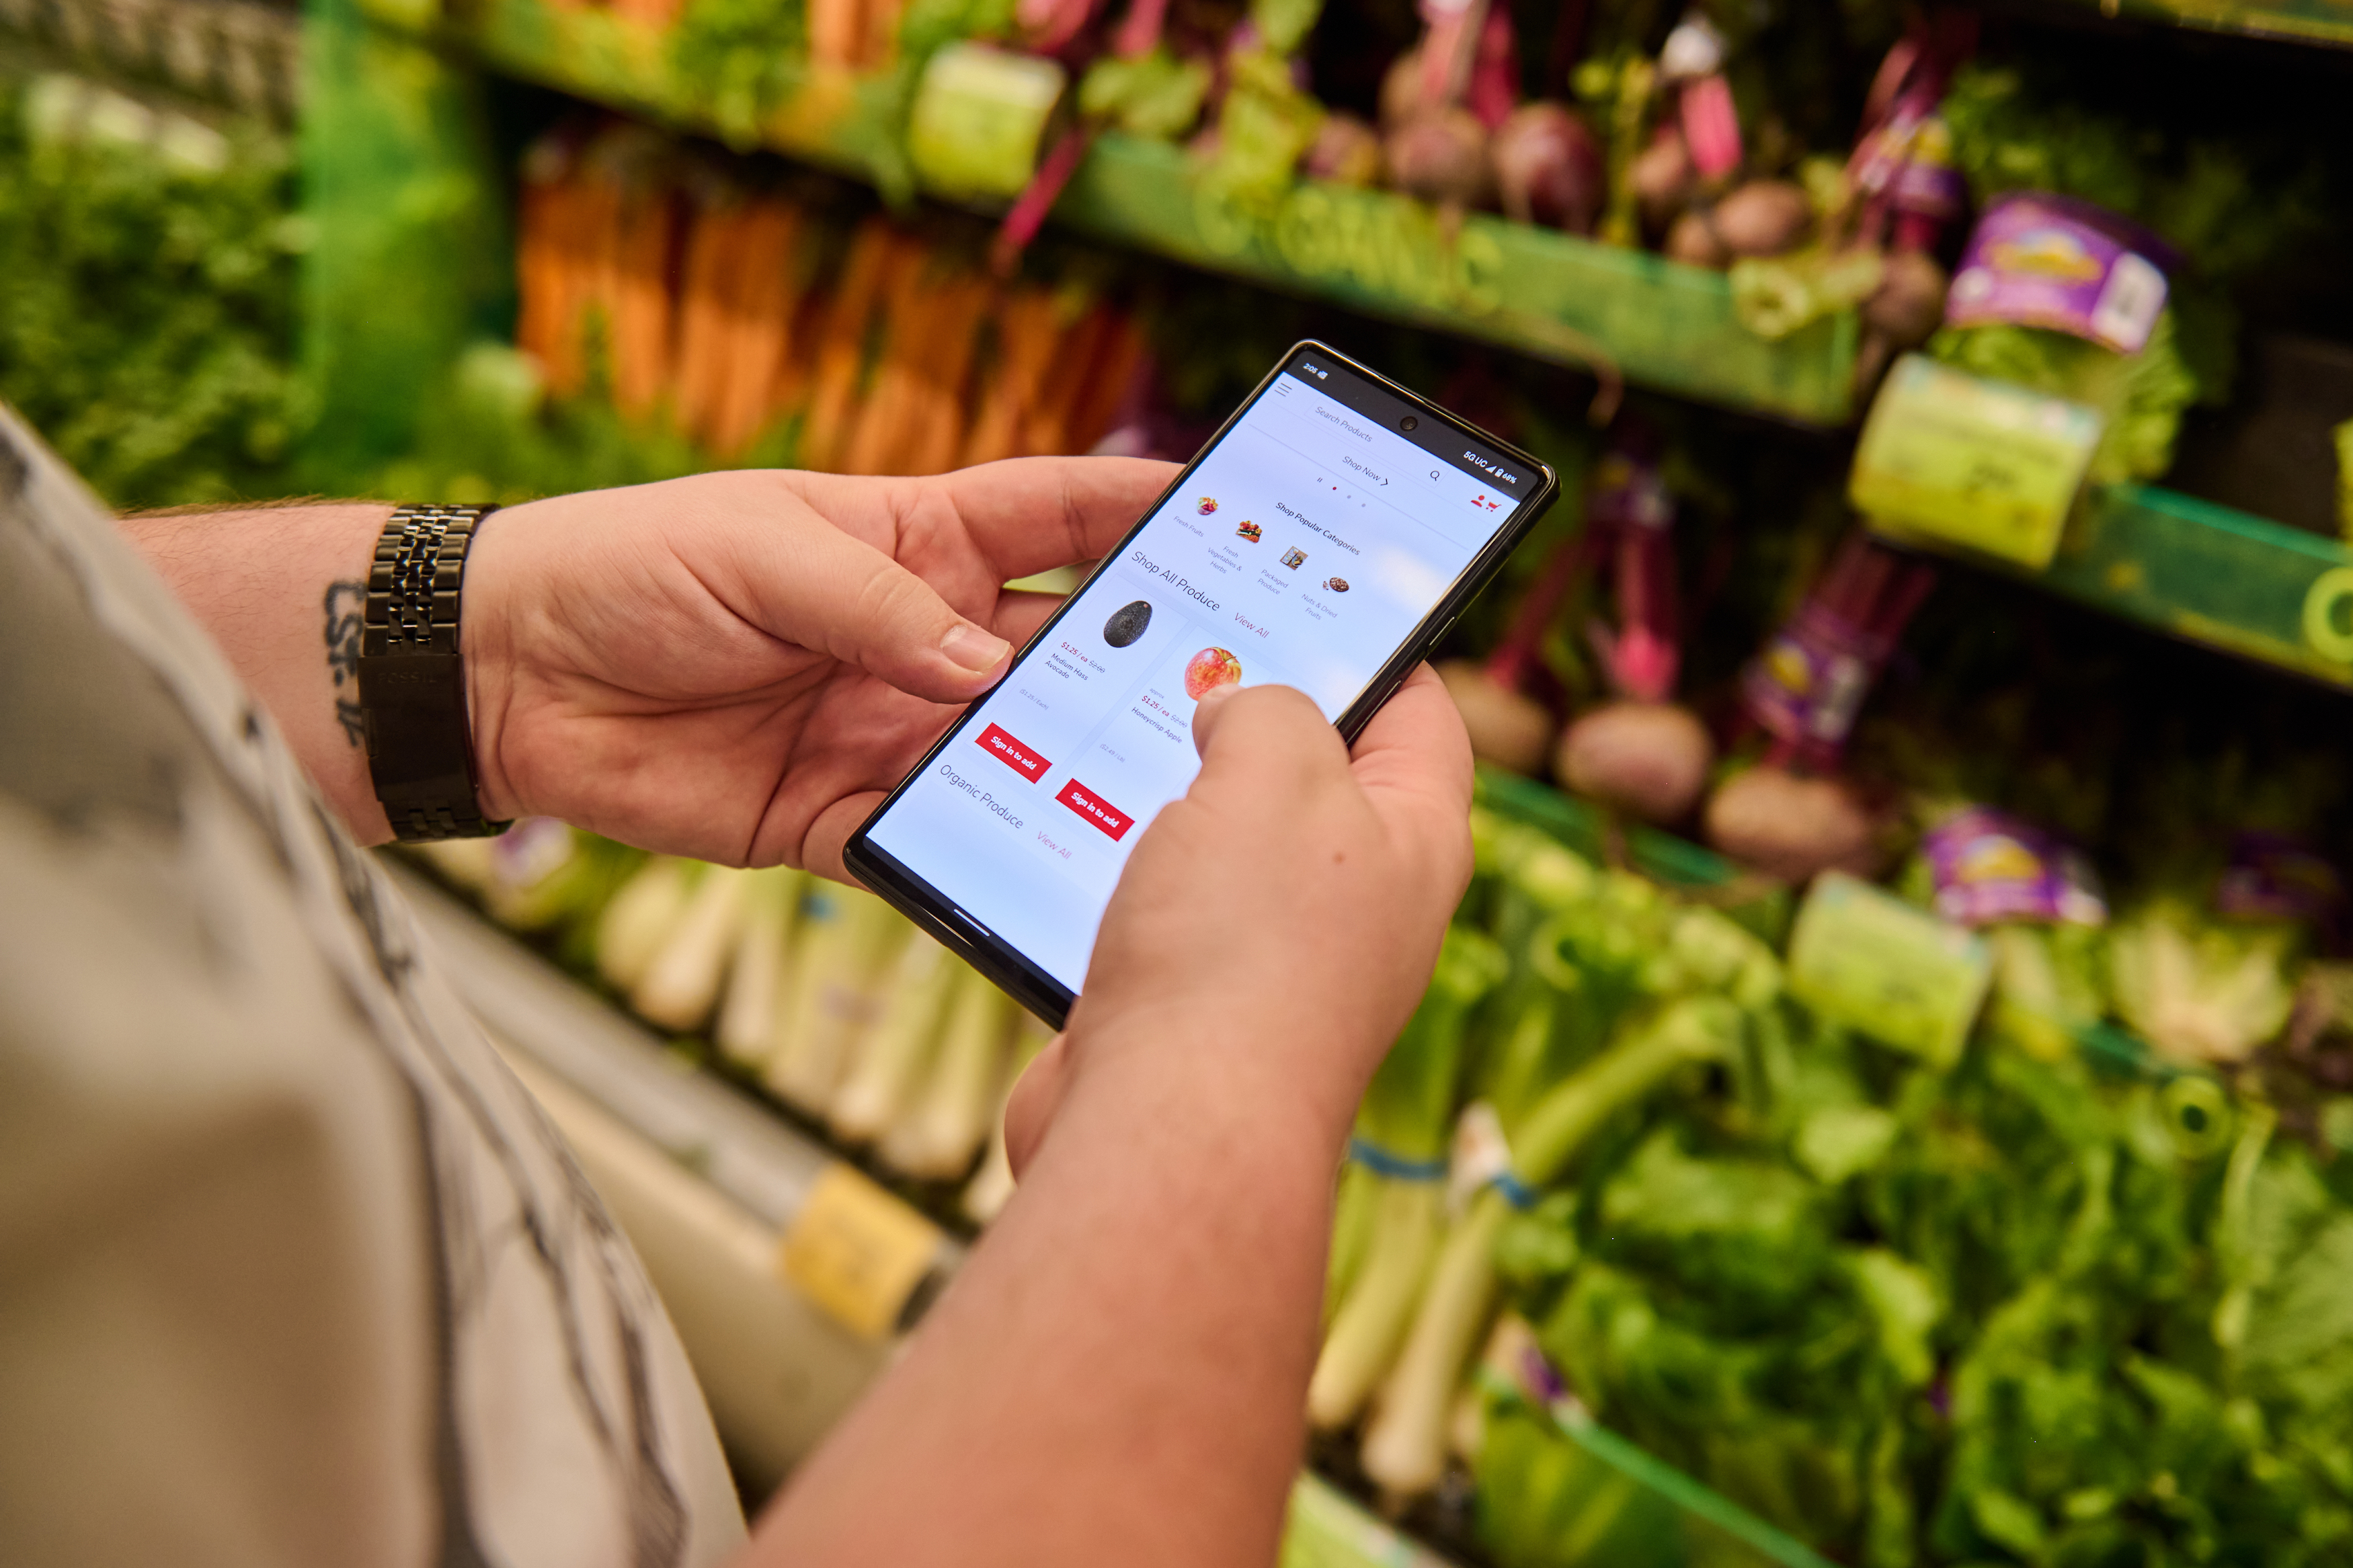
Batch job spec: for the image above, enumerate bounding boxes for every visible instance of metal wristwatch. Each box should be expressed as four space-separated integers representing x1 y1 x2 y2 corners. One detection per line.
358 503 510 842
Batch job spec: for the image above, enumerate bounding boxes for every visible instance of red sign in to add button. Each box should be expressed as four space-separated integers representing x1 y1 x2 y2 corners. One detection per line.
1055 779 1134 841
977 723 1049 782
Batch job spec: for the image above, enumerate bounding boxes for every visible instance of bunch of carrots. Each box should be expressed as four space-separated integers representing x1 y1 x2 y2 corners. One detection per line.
516 121 1151 470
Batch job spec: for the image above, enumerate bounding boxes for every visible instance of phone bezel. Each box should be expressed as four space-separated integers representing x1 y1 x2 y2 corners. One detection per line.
844 339 1560 1028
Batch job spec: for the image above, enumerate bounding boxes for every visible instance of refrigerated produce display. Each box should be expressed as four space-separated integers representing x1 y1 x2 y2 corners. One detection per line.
9 0 2353 1560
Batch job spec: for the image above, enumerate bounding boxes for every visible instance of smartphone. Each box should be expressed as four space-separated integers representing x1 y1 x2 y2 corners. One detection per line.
844 341 1558 1028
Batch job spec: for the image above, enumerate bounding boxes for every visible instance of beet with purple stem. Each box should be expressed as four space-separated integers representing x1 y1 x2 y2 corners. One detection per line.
1862 246 1948 349
1490 102 1605 233
1552 454 1716 825
1560 702 1715 823
1629 126 1696 237
1440 660 1556 775
1711 179 1812 257
1386 108 1493 208
1437 526 1597 774
1704 532 1935 880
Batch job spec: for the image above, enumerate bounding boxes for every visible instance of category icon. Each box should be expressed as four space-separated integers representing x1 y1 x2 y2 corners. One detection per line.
1236 520 1262 543
1196 497 1219 515
1102 600 1154 648
1322 577 1351 593
1280 546 1308 570
1184 647 1243 699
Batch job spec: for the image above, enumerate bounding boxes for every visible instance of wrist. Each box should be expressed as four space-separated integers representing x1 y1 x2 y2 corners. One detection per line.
1058 1005 1363 1167
456 504 524 825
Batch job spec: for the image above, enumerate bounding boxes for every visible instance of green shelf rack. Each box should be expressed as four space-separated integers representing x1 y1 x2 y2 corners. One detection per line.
2052 0 2353 50
1877 484 2353 694
342 0 1859 426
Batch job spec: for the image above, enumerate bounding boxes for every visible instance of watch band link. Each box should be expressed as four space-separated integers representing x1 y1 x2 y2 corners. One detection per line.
359 503 509 842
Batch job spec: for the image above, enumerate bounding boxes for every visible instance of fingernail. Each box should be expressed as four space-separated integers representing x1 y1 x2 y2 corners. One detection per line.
942 622 1010 673
1195 682 1240 710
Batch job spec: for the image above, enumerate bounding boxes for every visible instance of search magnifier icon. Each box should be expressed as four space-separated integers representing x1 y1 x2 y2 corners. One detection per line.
1429 469 1441 481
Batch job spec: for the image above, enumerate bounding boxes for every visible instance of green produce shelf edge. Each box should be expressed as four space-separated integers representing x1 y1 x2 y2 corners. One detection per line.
348 0 1860 426
2056 0 2353 50
1876 484 2353 695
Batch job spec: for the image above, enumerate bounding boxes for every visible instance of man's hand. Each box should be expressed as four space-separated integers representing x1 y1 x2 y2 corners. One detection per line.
750 667 1474 1568
1005 667 1476 1174
461 459 1174 870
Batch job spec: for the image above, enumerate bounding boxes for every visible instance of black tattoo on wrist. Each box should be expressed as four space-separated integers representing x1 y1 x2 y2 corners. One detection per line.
325 579 366 747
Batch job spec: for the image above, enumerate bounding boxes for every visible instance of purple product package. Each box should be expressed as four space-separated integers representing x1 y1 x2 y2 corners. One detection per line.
2215 831 2346 925
1741 603 1876 749
1946 192 2172 355
1922 806 2107 927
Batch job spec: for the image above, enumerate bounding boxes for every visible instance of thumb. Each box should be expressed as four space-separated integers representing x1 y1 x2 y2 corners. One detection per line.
1189 681 1243 757
742 512 1012 700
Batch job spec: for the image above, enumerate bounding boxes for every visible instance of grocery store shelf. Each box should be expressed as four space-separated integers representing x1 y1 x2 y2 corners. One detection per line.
391 855 902 1229
1876 483 2353 693
1478 767 1797 940
346 0 1859 425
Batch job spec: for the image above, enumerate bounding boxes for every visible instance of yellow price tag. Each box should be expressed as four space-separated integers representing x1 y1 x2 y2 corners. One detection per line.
1851 355 2104 571
1787 873 1992 1068
777 1163 943 1341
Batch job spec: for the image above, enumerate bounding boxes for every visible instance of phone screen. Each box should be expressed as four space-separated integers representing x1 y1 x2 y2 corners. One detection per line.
857 347 1542 999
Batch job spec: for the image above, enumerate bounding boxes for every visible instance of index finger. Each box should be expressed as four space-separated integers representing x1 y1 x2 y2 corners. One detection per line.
936 456 1177 581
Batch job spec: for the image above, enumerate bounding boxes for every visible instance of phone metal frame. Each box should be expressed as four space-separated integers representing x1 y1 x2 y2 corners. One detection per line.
844 339 1560 1028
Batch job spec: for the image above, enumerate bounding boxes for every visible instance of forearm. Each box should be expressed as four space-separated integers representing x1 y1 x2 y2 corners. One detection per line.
120 503 395 842
746 1029 1345 1567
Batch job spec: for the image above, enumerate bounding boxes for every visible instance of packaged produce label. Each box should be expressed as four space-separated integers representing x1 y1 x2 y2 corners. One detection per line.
1923 806 2106 927
1281 1475 1457 1568
1851 354 2104 571
906 42 1066 202
1586 452 1671 532
2215 831 2345 924
776 1162 943 1340
1741 604 1876 747
1946 192 2170 354
1787 872 1992 1067
1853 111 1965 224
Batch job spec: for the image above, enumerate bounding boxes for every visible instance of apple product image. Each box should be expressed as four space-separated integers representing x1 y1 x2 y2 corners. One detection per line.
845 341 1559 1027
